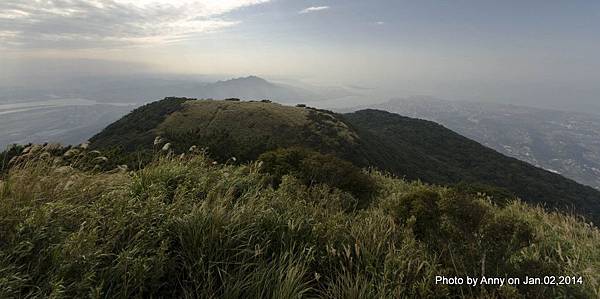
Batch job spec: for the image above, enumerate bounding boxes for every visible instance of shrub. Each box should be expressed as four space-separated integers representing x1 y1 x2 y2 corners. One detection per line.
384 188 442 240
454 181 516 205
1 144 27 175
258 147 377 208
381 187 536 292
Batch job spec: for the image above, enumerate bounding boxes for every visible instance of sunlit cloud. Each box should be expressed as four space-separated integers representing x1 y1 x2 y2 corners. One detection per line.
299 6 330 14
0 0 271 49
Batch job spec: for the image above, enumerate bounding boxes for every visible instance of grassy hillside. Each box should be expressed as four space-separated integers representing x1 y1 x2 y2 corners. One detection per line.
1 150 598 298
89 99 362 164
156 100 359 161
88 98 600 224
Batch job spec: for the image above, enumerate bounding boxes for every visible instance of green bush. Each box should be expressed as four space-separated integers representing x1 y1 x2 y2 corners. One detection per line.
258 147 377 208
381 187 541 295
1 144 27 175
384 188 442 240
453 181 516 205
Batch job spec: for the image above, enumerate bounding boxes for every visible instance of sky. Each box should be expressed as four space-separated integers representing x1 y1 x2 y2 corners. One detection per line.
1 0 600 111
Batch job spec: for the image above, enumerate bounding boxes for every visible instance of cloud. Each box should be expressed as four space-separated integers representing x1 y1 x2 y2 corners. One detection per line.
0 0 271 49
299 6 330 14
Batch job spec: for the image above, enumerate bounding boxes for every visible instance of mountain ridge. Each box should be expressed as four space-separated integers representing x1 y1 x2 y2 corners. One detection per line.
366 97 600 190
89 98 600 224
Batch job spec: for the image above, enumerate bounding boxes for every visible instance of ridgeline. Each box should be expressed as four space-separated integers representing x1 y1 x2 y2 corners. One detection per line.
88 98 600 224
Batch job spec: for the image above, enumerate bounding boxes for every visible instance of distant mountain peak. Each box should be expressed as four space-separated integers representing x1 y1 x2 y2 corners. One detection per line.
219 75 271 85
244 75 266 81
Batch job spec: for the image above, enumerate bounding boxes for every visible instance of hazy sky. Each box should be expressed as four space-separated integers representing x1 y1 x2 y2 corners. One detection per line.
1 0 600 111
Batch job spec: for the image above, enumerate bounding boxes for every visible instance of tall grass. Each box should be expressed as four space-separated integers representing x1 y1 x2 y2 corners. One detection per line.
0 153 598 298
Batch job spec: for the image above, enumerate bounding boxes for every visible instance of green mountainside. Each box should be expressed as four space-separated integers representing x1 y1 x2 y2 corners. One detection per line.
344 110 600 224
88 98 600 224
90 98 363 163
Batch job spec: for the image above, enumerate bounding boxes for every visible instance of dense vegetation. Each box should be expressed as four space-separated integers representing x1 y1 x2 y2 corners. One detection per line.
88 98 600 224
258 147 376 207
0 144 25 174
1 149 598 298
